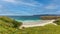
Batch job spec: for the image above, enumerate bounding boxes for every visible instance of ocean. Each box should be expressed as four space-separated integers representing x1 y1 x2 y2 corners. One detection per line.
9 16 41 22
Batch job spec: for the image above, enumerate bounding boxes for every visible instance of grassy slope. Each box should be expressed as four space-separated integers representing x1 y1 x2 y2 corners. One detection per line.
1 23 60 34
0 16 60 34
20 24 60 34
0 16 22 34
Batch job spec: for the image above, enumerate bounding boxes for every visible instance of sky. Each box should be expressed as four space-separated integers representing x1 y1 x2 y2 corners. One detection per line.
0 0 60 16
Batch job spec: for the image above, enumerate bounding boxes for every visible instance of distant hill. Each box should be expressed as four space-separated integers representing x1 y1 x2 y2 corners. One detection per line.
33 14 60 20
33 14 60 16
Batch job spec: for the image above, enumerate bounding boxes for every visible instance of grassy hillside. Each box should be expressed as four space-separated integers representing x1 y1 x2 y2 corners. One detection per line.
0 16 22 34
0 16 60 34
8 24 60 34
53 18 60 25
23 24 60 34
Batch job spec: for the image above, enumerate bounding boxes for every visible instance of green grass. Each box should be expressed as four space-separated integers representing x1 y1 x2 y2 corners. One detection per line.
21 24 60 34
0 16 60 34
1 24 60 34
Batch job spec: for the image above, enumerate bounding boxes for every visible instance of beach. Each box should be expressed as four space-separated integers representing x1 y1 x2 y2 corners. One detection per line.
19 20 56 28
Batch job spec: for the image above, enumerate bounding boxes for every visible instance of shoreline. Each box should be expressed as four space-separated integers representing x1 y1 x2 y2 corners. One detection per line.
19 20 56 29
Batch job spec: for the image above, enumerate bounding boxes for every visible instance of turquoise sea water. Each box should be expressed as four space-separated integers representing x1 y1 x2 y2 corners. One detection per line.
9 16 41 21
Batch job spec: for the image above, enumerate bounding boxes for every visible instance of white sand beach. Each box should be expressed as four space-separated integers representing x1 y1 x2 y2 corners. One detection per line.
19 20 56 29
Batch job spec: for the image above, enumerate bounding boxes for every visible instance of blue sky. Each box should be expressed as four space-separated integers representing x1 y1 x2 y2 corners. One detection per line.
0 0 60 16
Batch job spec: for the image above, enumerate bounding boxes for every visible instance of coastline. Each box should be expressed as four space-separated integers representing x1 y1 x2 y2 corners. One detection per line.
19 20 56 28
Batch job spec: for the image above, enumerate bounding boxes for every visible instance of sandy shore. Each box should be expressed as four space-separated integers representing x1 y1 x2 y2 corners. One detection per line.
19 20 56 29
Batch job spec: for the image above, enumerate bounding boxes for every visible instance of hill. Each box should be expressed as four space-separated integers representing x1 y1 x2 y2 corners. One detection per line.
0 16 22 34
0 16 60 34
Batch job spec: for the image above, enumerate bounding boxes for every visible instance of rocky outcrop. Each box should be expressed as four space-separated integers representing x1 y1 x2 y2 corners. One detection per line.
41 16 60 20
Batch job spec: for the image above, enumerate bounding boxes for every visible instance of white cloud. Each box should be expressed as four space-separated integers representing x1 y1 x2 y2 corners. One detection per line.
43 0 60 9
18 1 36 6
2 0 42 7
3 0 16 3
44 4 58 9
